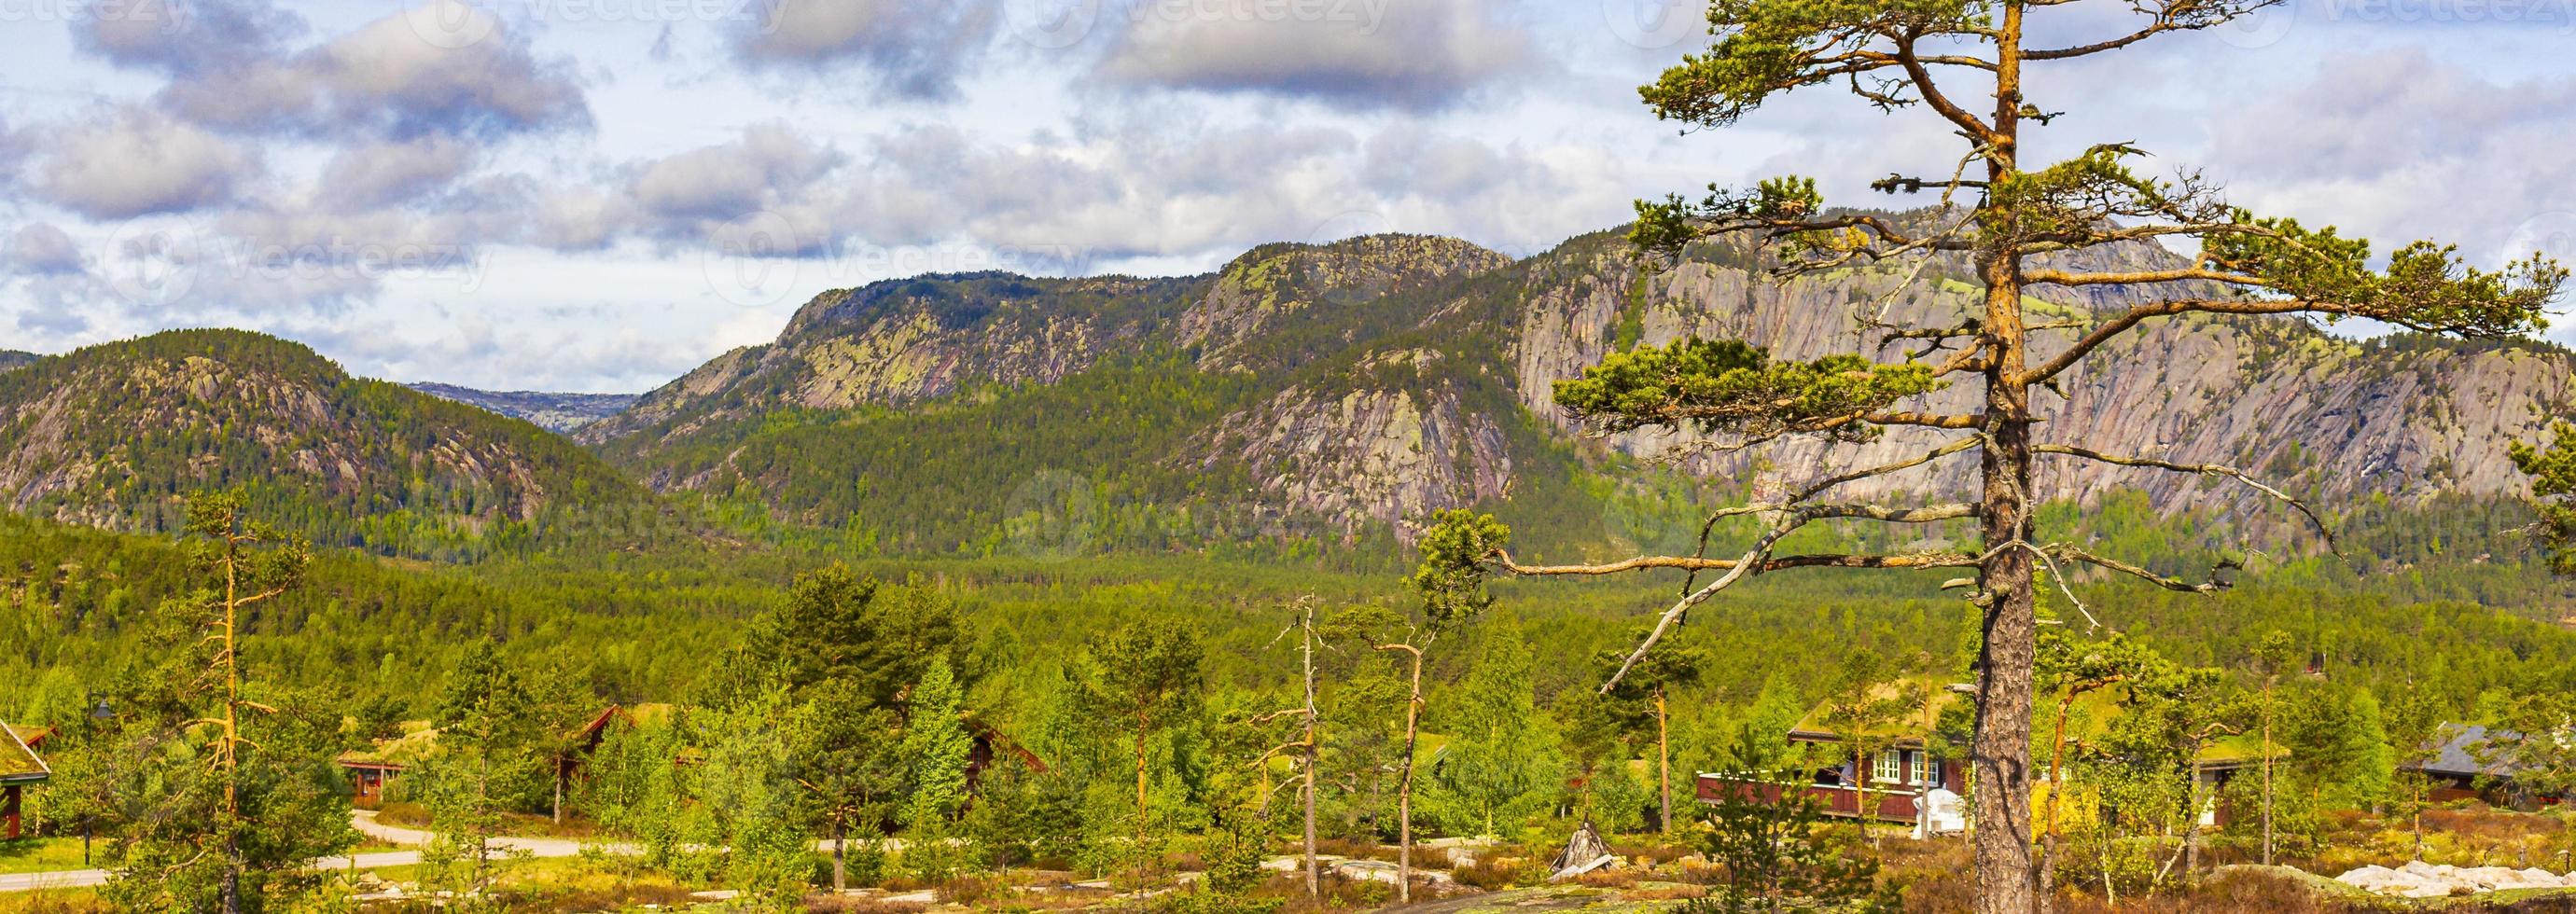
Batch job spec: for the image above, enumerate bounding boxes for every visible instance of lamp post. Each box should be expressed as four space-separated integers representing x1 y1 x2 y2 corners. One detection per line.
82 697 109 866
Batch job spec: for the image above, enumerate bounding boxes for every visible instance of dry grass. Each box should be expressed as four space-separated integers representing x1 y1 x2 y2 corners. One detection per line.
802 898 929 914
1450 856 1541 890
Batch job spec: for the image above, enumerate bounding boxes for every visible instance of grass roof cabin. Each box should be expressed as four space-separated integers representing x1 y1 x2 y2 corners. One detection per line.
1 724 50 840
1703 677 2277 829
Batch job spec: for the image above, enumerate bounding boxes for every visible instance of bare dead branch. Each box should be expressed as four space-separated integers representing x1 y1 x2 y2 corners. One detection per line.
2034 443 2339 553
2048 546 2237 593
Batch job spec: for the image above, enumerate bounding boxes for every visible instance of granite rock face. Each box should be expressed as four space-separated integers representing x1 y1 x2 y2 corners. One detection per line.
592 224 2576 543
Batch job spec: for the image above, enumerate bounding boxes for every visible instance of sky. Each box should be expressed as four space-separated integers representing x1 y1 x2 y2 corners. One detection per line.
2 0 2573 393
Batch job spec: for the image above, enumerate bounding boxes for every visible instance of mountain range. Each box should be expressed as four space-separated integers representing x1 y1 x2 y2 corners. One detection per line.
3 216 2568 562
406 382 638 434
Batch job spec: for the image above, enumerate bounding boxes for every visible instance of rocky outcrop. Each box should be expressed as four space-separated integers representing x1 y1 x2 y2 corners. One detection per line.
1204 349 1513 535
1508 236 2575 515
593 218 2576 547
1179 234 1511 370
2338 861 2576 898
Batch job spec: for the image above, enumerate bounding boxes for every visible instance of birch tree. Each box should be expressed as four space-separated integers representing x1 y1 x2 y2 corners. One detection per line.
1414 4 2565 909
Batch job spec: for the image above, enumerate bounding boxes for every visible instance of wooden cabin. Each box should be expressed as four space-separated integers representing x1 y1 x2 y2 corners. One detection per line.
337 704 665 810
1697 678 2267 832
2405 725 2564 810
1 724 50 840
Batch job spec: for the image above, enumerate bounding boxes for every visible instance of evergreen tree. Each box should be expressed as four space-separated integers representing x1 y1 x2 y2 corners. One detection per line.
1436 620 1559 838
787 687 902 892
1688 780 1893 914
1597 631 1705 832
1417 5 2565 908
78 492 355 913
1080 620 1204 866
904 655 972 825
901 654 973 882
424 639 543 904
2512 422 2576 576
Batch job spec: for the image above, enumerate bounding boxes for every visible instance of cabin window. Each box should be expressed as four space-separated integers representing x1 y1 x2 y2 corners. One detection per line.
1873 752 1903 783
1918 756 1943 787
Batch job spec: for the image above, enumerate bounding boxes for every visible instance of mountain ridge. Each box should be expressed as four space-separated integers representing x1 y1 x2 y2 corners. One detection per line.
0 329 661 558
583 220 2576 560
406 382 638 434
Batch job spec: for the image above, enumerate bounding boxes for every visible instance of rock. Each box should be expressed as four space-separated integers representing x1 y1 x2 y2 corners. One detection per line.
2459 866 2522 890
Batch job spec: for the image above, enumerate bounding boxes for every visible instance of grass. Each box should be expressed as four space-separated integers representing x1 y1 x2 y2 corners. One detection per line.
0 890 105 914
0 840 90 876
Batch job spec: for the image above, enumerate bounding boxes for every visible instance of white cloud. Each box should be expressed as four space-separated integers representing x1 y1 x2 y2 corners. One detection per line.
731 0 998 100
1098 0 1538 110
3 224 86 276
30 106 262 218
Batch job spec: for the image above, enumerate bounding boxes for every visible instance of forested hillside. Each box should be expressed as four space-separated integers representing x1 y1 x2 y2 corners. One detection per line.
0 329 669 559
581 218 2576 577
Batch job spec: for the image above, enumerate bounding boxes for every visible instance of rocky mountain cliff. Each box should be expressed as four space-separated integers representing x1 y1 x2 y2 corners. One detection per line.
407 382 638 434
0 330 656 554
0 351 33 373
589 220 2574 556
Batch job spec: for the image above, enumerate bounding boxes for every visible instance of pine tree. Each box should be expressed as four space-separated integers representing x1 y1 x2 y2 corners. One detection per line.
425 639 541 905
2513 422 2576 576
900 655 973 882
1412 5 2565 909
83 492 355 913
1436 620 1556 839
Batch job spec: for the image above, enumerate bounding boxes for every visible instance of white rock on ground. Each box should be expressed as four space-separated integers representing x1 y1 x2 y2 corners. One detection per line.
2338 862 2576 897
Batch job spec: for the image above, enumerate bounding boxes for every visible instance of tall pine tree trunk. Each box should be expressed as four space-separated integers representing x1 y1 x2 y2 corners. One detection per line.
1655 689 1672 834
1302 609 1320 900
2183 762 2205 882
1396 648 1424 905
1969 9 2044 912
1970 161 2041 914
2262 680 2276 866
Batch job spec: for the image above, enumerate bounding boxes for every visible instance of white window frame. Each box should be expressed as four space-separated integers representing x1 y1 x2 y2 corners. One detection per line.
1872 751 1904 784
1917 755 1942 788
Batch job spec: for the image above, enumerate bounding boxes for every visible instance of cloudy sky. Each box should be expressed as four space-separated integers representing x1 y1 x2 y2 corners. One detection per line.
2 0 2572 393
